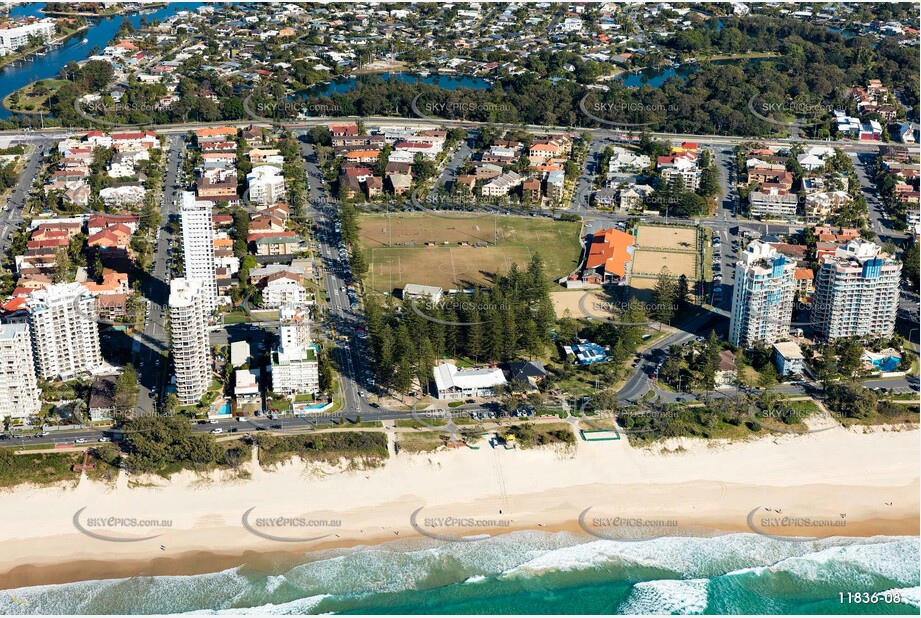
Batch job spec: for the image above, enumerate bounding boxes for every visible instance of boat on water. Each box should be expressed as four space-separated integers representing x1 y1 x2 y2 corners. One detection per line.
81 38 88 44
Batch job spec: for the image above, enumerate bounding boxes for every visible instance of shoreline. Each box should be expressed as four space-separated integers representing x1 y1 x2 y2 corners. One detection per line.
0 424 917 590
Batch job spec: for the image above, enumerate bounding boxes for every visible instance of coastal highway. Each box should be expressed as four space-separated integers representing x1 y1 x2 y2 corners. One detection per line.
5 116 917 157
4 373 916 448
133 134 185 412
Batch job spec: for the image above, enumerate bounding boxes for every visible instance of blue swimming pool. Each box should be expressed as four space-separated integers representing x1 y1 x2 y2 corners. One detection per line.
213 402 231 416
872 356 901 372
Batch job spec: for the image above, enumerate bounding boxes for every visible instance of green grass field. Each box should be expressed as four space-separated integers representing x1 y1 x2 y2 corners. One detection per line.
359 213 581 294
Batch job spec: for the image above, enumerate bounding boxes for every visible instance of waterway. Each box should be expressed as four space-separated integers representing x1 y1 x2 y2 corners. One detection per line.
0 2 202 119
303 72 492 98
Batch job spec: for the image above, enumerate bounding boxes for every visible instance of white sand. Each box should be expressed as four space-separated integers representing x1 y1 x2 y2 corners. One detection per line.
0 424 917 579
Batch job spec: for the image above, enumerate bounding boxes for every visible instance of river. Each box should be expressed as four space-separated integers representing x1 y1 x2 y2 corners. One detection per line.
0 2 202 119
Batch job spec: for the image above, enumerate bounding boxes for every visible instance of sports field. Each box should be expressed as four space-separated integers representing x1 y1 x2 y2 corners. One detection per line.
360 213 581 293
631 250 698 279
634 225 697 252
630 224 699 279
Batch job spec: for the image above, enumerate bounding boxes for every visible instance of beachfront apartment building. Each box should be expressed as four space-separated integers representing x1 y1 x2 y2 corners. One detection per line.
180 191 218 313
169 278 212 406
270 305 320 397
0 18 56 55
26 282 103 381
729 241 796 348
811 239 901 341
246 165 286 206
0 322 41 420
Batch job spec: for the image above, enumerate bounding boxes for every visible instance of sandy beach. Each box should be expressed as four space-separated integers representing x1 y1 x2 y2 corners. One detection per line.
0 423 917 590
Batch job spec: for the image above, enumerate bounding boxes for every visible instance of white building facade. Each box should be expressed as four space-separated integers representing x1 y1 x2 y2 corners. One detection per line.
812 239 901 340
180 191 218 313
26 283 102 380
270 305 319 397
0 322 41 419
246 165 286 206
169 278 212 405
729 241 796 347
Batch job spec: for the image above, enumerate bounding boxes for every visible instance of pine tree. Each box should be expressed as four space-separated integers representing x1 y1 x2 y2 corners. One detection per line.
652 268 677 323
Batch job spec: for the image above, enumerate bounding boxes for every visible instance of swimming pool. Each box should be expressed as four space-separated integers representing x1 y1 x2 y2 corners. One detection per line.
212 402 231 417
871 356 901 372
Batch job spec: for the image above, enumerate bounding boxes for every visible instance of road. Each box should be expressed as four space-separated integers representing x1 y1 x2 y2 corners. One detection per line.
294 135 372 417
0 141 43 246
133 134 184 411
5 115 918 157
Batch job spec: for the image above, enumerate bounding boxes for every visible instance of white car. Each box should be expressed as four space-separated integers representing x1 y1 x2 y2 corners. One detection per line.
210 428 224 435
98 437 111 443
209 419 219 424
75 438 88 444
237 416 248 422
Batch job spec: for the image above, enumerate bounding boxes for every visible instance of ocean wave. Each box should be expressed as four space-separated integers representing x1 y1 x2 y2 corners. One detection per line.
885 586 921 608
726 537 920 587
619 579 710 615
276 529 581 596
180 594 329 615
2 533 918 614
0 567 252 615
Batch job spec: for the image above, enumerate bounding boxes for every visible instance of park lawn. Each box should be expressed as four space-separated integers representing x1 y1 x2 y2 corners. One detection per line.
359 213 581 294
3 79 69 113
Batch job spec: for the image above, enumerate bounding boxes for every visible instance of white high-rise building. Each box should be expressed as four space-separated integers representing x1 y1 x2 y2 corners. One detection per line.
812 239 901 340
180 191 218 313
26 282 103 380
169 278 212 405
729 241 796 347
270 305 319 397
0 322 41 420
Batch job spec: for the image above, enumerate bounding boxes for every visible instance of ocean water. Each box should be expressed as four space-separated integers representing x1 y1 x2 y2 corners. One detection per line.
1 533 918 615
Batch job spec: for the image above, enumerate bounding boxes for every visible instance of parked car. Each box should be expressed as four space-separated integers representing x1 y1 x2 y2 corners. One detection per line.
210 428 223 435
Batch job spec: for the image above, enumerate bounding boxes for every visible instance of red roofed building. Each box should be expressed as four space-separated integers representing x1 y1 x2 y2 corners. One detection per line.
329 123 358 137
582 228 635 284
27 237 69 251
87 213 139 236
794 268 815 299
88 224 132 253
